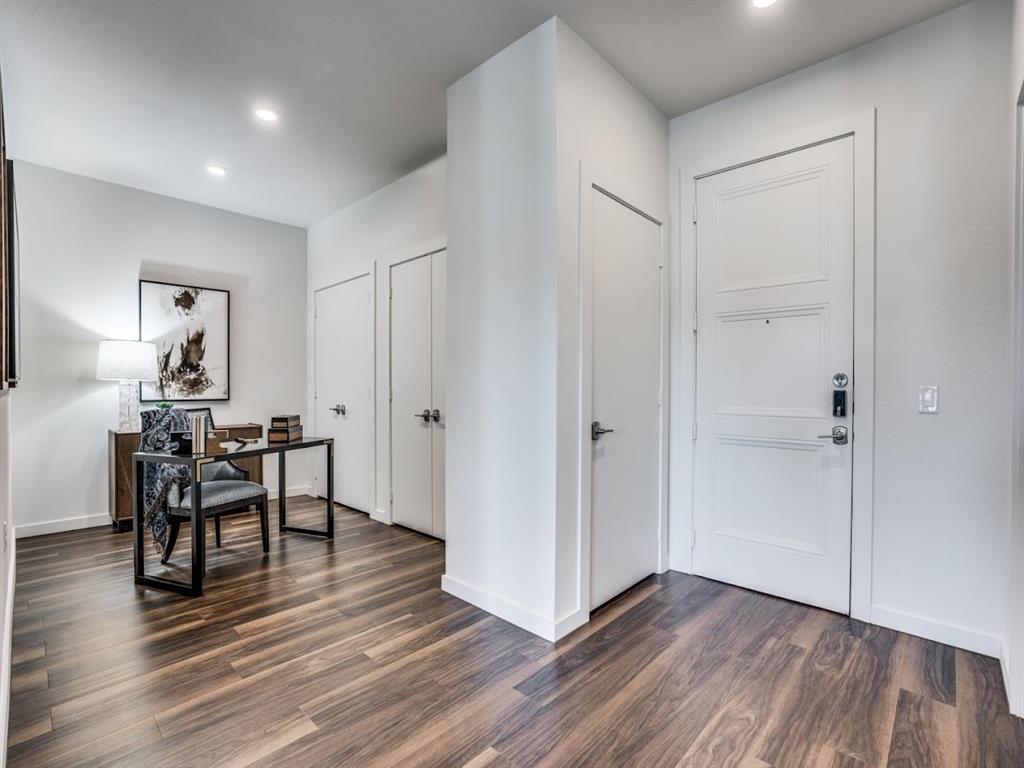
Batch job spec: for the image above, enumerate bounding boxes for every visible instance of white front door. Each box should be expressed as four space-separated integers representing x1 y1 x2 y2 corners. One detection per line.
693 136 854 613
314 274 373 513
390 252 445 538
590 188 662 610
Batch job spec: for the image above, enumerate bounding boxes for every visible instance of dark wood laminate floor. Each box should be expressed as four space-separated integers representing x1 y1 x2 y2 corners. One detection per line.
6 497 1024 767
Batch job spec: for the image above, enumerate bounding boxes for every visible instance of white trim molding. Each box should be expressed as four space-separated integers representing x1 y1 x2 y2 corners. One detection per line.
673 110 877 623
441 574 558 643
871 604 1002 659
16 514 110 539
266 485 315 502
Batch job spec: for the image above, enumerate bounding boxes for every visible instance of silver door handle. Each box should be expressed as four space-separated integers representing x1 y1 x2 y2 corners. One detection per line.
414 409 431 422
591 421 615 441
817 426 848 445
431 409 441 423
330 404 346 415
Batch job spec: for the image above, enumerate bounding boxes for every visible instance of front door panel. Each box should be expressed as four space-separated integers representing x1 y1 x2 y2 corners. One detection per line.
694 137 854 613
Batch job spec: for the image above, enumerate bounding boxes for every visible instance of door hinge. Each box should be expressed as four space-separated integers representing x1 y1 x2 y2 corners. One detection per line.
692 204 698 225
658 253 665 269
658 388 663 406
692 421 698 440
691 528 696 550
389 489 394 503
389 285 393 299
389 388 393 402
692 313 698 333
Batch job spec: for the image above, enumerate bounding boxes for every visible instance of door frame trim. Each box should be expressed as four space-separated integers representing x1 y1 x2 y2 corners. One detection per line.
578 163 670 618
312 266 376 512
679 109 876 621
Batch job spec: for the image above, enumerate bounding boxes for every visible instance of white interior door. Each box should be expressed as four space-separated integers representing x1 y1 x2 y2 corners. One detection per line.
590 189 662 610
390 254 434 536
693 136 854 613
314 275 373 512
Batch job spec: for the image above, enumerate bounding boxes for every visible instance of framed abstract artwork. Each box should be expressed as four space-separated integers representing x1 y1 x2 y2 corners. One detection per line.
139 279 230 401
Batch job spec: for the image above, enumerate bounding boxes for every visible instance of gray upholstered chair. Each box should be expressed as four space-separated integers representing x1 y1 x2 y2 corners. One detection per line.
161 459 270 564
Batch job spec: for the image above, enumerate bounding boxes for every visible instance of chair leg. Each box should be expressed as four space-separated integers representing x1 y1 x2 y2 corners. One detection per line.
161 518 181 564
259 497 269 554
214 515 222 548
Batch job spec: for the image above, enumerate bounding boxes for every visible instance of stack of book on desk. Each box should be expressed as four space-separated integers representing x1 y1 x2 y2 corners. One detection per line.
269 414 302 443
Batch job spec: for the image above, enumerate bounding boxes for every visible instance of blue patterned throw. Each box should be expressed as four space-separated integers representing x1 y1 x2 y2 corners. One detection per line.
140 407 192 555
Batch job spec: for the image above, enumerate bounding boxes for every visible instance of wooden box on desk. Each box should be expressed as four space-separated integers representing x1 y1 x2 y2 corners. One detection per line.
107 423 263 532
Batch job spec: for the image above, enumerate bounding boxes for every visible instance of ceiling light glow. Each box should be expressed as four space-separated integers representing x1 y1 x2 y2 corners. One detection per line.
253 107 278 123
206 163 227 177
753 0 777 7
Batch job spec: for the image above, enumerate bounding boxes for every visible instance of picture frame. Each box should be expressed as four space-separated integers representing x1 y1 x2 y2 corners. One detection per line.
139 279 230 402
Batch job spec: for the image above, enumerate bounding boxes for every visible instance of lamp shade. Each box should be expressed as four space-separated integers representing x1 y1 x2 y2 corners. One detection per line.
96 340 159 382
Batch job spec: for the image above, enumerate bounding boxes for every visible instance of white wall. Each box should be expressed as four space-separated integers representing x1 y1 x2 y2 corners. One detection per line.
305 156 446 523
552 20 668 625
670 0 1012 656
11 162 307 536
444 20 561 638
444 17 667 640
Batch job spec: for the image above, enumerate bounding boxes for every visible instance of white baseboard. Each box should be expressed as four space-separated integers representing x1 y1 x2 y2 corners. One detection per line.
871 604 1001 658
664 565 1002 660
441 574 557 642
267 485 313 501
1 535 15 767
16 513 109 539
554 608 589 640
370 508 391 525
14 488 313 540
1002 637 1019 717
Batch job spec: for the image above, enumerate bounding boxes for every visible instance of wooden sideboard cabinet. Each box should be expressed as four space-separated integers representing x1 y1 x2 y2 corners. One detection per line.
107 423 263 531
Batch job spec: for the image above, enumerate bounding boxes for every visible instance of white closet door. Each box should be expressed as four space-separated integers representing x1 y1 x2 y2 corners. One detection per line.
314 275 373 512
390 255 434 535
590 189 662 610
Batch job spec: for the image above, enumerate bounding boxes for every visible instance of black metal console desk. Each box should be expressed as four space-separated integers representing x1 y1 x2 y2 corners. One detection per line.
132 436 334 597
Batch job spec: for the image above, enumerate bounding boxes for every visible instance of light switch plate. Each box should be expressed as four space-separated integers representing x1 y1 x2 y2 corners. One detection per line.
918 385 939 414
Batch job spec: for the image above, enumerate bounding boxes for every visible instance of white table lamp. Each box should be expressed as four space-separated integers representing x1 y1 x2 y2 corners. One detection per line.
97 340 159 430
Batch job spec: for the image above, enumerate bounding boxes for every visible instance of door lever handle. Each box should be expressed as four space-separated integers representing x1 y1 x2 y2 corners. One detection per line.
414 409 431 422
817 426 848 445
591 421 615 441
330 404 346 416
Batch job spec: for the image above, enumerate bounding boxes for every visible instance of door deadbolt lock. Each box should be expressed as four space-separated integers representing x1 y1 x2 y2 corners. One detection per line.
591 421 615 441
330 404 346 416
832 372 849 389
431 409 441 423
817 425 849 445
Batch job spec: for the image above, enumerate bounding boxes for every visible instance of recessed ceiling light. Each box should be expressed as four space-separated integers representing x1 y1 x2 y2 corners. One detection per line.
253 107 278 123
753 0 777 7
206 163 227 177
